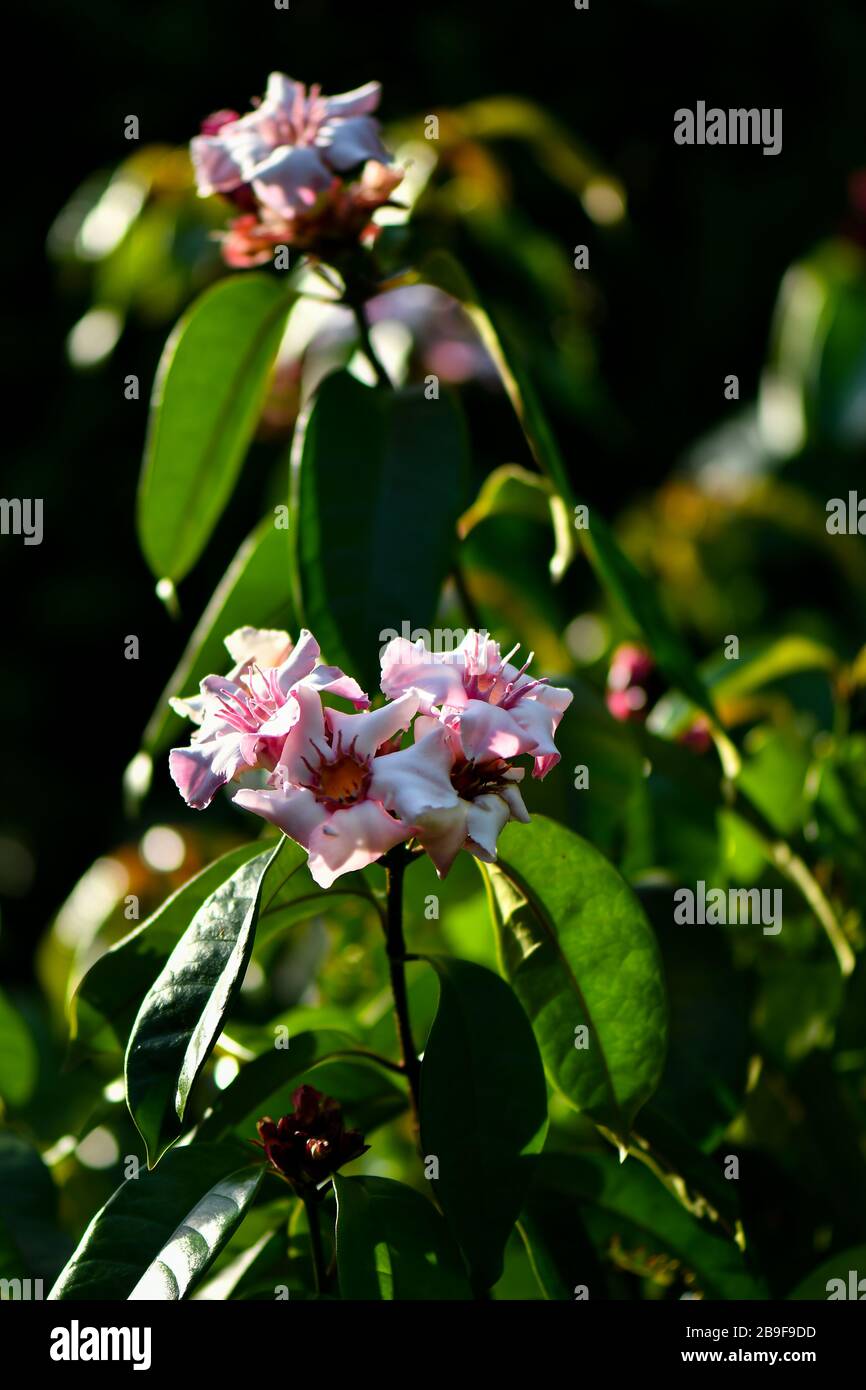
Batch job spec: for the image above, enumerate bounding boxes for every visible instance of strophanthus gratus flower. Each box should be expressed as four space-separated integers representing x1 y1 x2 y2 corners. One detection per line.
254 1085 368 1192
168 626 572 883
190 73 403 262
378 632 573 876
381 631 573 778
169 626 368 811
233 684 457 888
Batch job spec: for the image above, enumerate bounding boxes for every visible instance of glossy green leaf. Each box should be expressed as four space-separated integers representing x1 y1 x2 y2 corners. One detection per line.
526 1152 764 1300
125 839 286 1165
140 517 296 762
48 1141 252 1300
485 816 667 1137
333 1175 471 1300
137 274 294 582
418 955 547 1293
127 1164 263 1299
290 370 468 694
0 987 38 1106
71 840 270 1063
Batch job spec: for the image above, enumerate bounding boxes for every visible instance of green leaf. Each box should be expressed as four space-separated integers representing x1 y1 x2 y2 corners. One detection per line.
649 635 839 740
48 1141 252 1300
333 1175 471 1300
197 1029 380 1141
71 840 270 1063
788 1246 866 1299
137 274 293 582
418 955 548 1293
419 252 717 729
458 463 555 538
291 370 468 694
526 1152 765 1300
581 513 719 723
419 250 577 581
0 987 38 1106
0 1133 70 1283
127 1164 264 1300
484 816 667 1137
125 839 286 1165
139 518 296 762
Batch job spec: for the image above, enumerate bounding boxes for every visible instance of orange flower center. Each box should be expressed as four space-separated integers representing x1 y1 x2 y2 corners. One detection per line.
317 754 368 805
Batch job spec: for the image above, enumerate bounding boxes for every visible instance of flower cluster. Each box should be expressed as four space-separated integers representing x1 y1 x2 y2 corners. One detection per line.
190 73 403 265
170 626 572 886
254 1086 367 1191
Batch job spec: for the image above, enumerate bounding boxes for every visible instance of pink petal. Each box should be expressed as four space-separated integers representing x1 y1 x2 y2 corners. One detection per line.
251 145 334 215
458 700 534 763
233 784 327 848
412 803 469 878
302 664 369 709
465 793 511 862
369 723 458 823
169 733 245 810
505 685 573 777
323 82 382 119
273 629 321 696
274 684 326 784
307 800 409 887
189 134 247 196
262 72 303 116
317 116 390 172
327 691 418 761
380 638 467 712
224 626 293 669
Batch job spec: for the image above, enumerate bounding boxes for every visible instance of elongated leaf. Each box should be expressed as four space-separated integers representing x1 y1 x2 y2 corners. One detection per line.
420 252 716 723
0 987 37 1106
125 839 286 1165
71 840 270 1063
334 1175 471 1300
649 635 839 740
140 518 296 761
127 1164 263 1299
485 816 667 1137
48 1141 252 1300
138 274 294 582
290 370 468 694
418 955 547 1293
0 1134 70 1283
197 1029 371 1140
526 1152 764 1300
458 463 554 537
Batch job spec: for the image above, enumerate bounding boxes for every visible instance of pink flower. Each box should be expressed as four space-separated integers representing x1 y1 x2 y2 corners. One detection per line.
403 717 532 878
233 686 456 888
380 631 573 779
190 74 402 258
169 627 368 811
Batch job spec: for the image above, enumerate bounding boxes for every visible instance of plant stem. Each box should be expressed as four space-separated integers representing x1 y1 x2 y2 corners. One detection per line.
383 846 421 1124
303 1191 328 1296
350 299 393 389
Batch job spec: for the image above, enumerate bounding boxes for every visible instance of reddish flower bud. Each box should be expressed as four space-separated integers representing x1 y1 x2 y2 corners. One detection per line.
253 1086 368 1192
605 643 663 723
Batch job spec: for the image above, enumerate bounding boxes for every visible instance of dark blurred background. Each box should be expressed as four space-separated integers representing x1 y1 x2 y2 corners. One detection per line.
4 0 866 980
